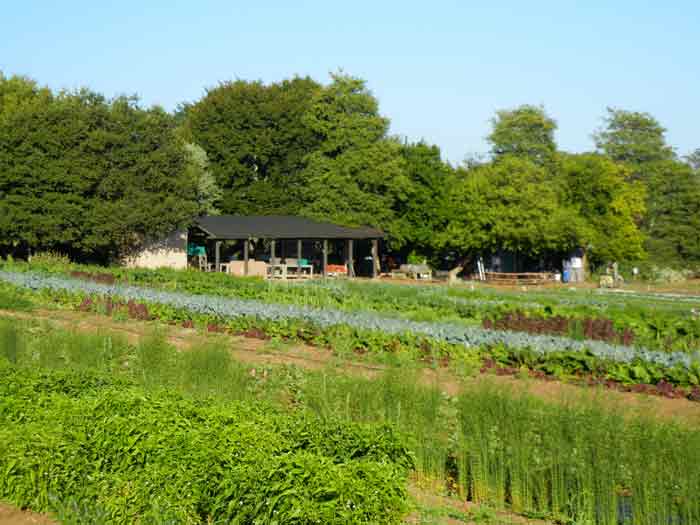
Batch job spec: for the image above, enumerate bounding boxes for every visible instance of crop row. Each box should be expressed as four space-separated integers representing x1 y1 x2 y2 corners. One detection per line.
3 319 700 525
0 362 411 524
2 270 700 375
5 260 700 352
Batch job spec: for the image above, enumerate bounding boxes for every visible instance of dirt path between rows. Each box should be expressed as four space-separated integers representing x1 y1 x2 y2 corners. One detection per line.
3 308 700 424
0 504 54 525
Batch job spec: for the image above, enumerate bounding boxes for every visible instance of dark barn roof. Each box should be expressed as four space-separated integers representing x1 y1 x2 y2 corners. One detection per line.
194 215 384 240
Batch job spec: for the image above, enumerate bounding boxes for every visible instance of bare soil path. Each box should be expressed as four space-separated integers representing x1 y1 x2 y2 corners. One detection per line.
0 505 54 525
2 307 700 425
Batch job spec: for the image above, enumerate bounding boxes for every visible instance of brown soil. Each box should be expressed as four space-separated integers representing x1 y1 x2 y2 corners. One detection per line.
2 308 700 425
0 505 54 525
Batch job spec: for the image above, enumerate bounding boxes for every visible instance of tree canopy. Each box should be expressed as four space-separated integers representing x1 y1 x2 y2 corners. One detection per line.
593 107 699 266
594 108 675 167
441 156 585 263
0 74 199 262
560 153 646 264
182 77 321 215
298 74 413 247
1 69 697 271
487 105 557 166
642 161 700 265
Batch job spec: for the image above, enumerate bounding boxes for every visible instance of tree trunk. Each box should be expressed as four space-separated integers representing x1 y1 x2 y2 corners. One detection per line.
448 256 472 285
448 264 464 285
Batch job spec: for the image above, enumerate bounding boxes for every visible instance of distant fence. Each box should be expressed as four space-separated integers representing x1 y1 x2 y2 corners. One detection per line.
484 271 557 285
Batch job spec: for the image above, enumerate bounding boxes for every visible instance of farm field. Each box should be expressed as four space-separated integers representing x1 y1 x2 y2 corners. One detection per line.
1 261 700 524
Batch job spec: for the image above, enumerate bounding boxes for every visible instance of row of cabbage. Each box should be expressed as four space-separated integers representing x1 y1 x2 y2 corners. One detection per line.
2 270 698 376
5 260 700 353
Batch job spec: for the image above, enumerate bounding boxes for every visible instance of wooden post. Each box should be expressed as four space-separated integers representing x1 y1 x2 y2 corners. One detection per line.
347 239 355 278
243 239 249 276
371 239 379 279
270 239 276 262
322 239 328 278
215 241 221 272
297 239 302 260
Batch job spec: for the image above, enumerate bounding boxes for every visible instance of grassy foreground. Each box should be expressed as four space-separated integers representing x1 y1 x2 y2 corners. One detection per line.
1 316 700 524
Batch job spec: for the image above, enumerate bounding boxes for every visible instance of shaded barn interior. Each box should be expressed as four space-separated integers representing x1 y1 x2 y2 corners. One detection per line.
188 215 384 278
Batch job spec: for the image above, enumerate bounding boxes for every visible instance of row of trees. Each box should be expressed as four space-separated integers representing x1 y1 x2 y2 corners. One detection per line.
1 71 698 269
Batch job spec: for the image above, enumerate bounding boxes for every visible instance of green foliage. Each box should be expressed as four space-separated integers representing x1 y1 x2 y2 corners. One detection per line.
296 368 447 478
0 74 199 262
0 281 34 311
443 156 585 259
397 142 454 256
2 318 700 525
456 382 700 524
0 360 411 524
299 73 413 247
182 76 322 215
643 160 700 267
5 261 700 389
594 107 675 166
685 148 700 172
560 153 646 265
183 143 222 215
487 105 557 166
593 107 700 266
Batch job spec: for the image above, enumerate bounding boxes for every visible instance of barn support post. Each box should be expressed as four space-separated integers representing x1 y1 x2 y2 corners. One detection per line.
270 240 276 262
322 239 328 278
297 239 302 260
215 241 221 272
347 239 355 278
371 239 379 279
243 238 249 276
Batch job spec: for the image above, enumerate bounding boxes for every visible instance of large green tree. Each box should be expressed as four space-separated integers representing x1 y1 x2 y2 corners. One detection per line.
560 153 646 265
182 77 321 215
0 73 199 262
643 161 700 266
395 141 454 257
442 156 585 264
487 105 558 166
593 108 699 266
594 108 675 168
298 74 413 246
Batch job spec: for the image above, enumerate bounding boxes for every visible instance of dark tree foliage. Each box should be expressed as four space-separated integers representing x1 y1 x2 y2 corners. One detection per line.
2 69 697 271
0 73 198 262
298 74 413 247
396 141 453 257
643 161 700 266
685 148 700 172
182 77 322 215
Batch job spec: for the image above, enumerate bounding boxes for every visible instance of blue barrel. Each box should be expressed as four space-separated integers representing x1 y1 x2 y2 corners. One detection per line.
562 269 571 283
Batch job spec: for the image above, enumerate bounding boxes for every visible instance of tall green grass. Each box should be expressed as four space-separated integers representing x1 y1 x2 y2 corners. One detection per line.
0 319 256 402
456 382 700 524
297 368 451 480
2 318 700 524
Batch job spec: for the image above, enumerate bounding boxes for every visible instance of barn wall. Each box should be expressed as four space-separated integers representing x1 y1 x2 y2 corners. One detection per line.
124 230 188 270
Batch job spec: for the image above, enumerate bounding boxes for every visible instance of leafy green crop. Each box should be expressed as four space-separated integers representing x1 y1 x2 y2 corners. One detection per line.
0 362 412 524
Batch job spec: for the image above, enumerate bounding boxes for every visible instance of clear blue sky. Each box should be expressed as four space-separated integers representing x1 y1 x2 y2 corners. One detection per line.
2 1 698 164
